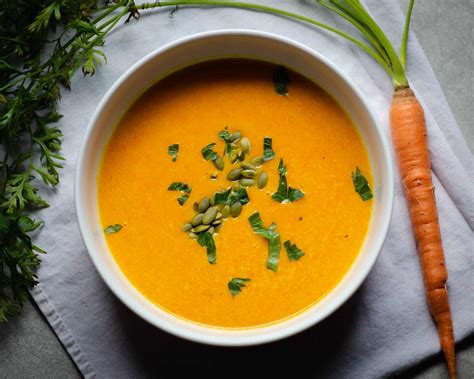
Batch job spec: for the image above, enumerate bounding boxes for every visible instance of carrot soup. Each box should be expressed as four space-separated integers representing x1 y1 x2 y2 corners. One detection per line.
98 59 373 328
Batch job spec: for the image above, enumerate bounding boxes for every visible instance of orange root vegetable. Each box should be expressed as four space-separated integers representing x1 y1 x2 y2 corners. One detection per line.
390 87 455 378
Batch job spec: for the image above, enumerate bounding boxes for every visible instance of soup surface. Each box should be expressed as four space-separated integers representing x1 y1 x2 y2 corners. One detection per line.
98 60 372 328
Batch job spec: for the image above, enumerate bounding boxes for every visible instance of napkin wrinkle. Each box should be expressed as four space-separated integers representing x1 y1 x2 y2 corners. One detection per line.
31 284 97 378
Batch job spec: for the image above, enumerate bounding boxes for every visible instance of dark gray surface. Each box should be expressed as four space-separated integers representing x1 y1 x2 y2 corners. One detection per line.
0 1 472 378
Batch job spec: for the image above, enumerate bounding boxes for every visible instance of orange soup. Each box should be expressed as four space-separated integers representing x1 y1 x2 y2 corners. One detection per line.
98 60 373 328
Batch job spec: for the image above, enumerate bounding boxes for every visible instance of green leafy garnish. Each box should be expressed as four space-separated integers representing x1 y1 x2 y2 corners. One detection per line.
201 143 218 161
229 187 249 205
198 232 216 264
284 240 305 261
263 137 275 161
214 187 249 206
177 194 189 205
273 66 290 96
272 159 305 203
168 144 179 162
218 128 233 157
351 167 373 201
104 224 123 234
228 278 251 298
168 182 191 192
214 188 232 205
248 212 281 272
168 182 192 205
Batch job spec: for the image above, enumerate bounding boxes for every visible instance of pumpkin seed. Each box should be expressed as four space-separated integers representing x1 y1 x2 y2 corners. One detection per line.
191 213 204 226
239 178 255 187
193 202 198 212
212 219 222 226
241 163 256 171
197 197 211 213
216 203 225 211
251 156 264 167
210 195 215 206
232 184 241 192
221 204 230 218
208 226 215 235
238 151 246 161
230 201 243 218
241 169 256 178
240 137 251 153
213 156 224 171
214 223 223 233
202 206 218 225
230 142 238 150
230 131 241 142
215 212 223 220
227 168 242 181
257 170 268 189
193 224 211 233
230 152 239 163
188 232 198 239
182 223 193 232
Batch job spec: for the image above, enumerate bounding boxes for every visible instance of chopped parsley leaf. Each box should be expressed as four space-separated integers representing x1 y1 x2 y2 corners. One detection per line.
351 167 373 201
228 278 251 298
168 144 179 162
248 212 281 272
284 240 305 261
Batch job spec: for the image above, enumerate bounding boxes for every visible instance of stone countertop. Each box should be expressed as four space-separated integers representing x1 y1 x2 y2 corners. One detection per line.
0 1 472 378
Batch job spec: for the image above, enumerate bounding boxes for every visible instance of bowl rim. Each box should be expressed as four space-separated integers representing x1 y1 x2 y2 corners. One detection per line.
75 29 394 346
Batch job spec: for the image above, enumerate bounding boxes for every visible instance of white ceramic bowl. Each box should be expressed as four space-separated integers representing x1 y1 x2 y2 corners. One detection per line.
76 30 394 346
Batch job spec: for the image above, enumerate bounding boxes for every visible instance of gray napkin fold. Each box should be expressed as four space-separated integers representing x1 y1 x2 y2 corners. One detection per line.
30 1 474 378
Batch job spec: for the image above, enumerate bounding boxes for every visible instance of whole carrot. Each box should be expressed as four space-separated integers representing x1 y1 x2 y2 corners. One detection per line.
391 87 455 377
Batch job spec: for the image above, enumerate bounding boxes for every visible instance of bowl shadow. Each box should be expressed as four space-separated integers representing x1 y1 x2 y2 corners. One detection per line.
112 284 364 376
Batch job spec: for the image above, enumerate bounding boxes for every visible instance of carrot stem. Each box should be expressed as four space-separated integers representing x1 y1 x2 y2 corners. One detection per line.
400 0 415 69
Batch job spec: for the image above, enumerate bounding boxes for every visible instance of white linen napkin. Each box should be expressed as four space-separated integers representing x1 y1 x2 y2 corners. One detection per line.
30 1 474 377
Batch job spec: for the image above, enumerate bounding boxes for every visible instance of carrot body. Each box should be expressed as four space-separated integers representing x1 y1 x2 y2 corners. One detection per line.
390 87 455 378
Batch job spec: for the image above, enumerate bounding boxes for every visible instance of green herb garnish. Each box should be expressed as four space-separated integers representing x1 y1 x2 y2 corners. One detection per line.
177 194 189 205
168 144 179 162
218 128 233 157
284 240 305 261
273 66 290 96
229 187 249 205
263 137 275 161
214 188 232 205
272 159 305 203
201 143 218 161
214 187 249 206
168 182 191 192
104 224 123 234
168 182 192 205
351 167 373 201
248 212 281 272
197 232 216 264
228 278 251 298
